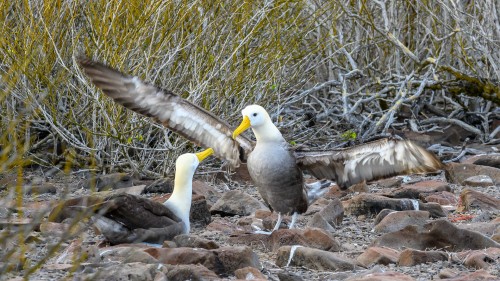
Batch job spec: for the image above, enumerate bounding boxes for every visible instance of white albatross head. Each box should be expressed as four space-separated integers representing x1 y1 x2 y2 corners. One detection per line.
232 105 285 143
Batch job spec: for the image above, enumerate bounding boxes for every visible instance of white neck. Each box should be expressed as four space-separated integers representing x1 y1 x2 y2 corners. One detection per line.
252 119 286 144
164 168 194 233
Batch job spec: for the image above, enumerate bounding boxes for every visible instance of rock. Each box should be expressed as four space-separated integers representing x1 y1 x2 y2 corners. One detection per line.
276 246 359 271
343 194 417 216
81 262 163 281
142 178 174 194
373 209 394 225
444 269 499 281
356 247 400 267
456 247 500 269
372 177 403 189
307 213 335 232
457 222 500 238
424 191 458 205
464 175 494 187
191 180 221 206
83 173 137 191
39 221 85 237
277 271 304 281
0 218 40 231
314 198 344 227
462 154 500 169
189 195 211 226
387 180 450 199
374 210 430 233
210 190 268 216
419 202 448 218
345 271 416 281
438 268 460 279
262 213 289 230
54 240 100 264
398 249 448 266
23 183 57 195
445 163 500 186
206 217 248 234
164 264 219 281
173 234 219 249
372 219 500 251
234 266 267 280
457 189 500 212
99 246 159 264
348 181 369 193
343 194 446 217
144 246 260 276
229 228 341 252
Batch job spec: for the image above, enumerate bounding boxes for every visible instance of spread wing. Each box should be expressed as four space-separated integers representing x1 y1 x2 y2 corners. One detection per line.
295 138 443 189
78 58 253 167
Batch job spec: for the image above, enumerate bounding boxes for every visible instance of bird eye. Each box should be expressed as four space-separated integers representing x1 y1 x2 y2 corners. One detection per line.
252 113 257 117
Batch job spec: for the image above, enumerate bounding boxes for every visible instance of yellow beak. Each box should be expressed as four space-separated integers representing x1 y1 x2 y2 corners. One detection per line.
232 115 251 139
195 148 214 162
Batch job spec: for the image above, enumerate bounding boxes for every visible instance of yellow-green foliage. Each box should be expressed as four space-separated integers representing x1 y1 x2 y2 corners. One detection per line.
1 0 498 175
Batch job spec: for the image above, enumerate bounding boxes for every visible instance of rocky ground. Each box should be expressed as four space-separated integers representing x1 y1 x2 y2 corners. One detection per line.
0 152 499 281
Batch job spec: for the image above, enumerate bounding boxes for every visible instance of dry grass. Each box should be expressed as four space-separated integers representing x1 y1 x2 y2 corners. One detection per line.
0 0 499 278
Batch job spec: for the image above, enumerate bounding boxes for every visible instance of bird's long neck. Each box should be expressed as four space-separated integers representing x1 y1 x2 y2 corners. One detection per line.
252 120 286 144
165 169 194 221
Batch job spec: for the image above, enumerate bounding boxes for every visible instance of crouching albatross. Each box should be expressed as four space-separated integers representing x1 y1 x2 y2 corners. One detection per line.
92 148 213 245
79 59 443 232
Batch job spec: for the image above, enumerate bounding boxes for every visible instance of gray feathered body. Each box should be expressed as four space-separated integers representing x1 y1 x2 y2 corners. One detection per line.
247 141 308 214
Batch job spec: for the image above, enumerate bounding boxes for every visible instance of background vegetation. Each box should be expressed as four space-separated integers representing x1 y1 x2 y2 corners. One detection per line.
0 0 499 278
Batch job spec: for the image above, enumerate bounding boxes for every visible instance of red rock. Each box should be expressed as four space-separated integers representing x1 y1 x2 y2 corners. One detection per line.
345 271 415 281
456 247 500 269
424 191 457 205
462 154 500 169
372 177 403 189
304 198 330 215
343 194 446 217
234 266 267 280
464 175 494 187
445 269 499 281
192 180 220 205
229 228 341 252
164 264 219 281
276 246 359 271
210 190 268 216
457 189 500 212
39 221 84 237
99 245 158 264
254 209 272 219
172 234 219 249
398 249 448 266
144 246 260 275
206 218 248 234
372 219 500 251
374 210 429 233
389 180 450 199
356 247 400 267
445 163 500 186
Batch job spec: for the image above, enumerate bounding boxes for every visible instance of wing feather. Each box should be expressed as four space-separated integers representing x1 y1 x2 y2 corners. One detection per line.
79 59 253 167
295 138 443 189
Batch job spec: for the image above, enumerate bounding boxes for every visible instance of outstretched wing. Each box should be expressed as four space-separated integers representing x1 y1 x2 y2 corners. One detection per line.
295 138 443 189
79 58 253 167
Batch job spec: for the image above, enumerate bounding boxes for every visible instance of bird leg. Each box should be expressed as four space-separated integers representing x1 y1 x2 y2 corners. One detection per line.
288 212 298 229
272 212 282 231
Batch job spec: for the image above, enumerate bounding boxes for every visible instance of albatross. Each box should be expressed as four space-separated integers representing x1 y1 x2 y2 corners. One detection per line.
79 59 443 231
232 105 443 230
92 148 213 244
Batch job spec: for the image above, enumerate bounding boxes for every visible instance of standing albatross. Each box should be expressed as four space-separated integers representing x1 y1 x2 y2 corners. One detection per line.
92 148 213 244
79 59 443 231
